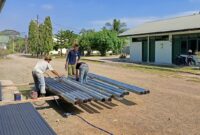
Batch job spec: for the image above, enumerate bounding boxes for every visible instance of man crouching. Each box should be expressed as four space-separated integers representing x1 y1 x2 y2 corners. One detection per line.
76 62 89 84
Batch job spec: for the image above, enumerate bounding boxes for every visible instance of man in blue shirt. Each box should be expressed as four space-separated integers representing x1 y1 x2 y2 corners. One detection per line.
65 44 80 76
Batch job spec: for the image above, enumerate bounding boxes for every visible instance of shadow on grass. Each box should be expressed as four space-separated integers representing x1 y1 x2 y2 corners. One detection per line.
19 54 66 59
35 98 130 116
114 98 137 106
19 54 39 59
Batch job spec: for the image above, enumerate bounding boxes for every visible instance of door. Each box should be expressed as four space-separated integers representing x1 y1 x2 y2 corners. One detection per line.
142 41 148 62
188 39 197 54
155 41 172 64
130 42 142 62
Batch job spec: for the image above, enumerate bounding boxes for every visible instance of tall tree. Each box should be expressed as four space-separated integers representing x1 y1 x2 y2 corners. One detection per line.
38 24 45 56
54 30 78 56
94 30 118 56
28 20 38 55
54 30 68 56
43 16 53 55
78 31 96 56
104 19 127 34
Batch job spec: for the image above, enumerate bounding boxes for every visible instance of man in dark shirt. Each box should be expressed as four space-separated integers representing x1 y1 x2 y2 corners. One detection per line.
65 44 80 76
76 62 89 84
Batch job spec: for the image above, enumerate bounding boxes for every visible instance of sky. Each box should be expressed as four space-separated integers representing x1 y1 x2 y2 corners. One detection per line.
0 0 200 35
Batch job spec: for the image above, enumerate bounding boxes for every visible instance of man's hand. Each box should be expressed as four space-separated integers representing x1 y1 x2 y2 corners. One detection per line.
65 63 68 71
44 72 51 77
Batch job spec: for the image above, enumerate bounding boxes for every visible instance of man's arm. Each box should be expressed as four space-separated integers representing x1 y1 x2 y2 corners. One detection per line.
75 52 81 65
65 51 70 70
51 70 61 77
77 52 81 61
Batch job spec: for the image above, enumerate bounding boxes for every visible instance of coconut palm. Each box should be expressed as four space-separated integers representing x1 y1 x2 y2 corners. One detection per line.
104 19 127 34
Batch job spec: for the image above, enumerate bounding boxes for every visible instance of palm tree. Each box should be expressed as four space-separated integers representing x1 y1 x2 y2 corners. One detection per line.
104 19 127 34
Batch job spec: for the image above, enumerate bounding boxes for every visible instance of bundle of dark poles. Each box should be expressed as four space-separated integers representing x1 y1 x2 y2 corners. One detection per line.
45 73 150 105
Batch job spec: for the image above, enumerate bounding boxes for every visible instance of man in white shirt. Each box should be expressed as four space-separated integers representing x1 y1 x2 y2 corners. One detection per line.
32 56 61 97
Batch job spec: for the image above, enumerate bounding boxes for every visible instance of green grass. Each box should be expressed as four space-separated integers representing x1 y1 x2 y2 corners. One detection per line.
54 56 200 77
82 59 200 76
187 78 200 83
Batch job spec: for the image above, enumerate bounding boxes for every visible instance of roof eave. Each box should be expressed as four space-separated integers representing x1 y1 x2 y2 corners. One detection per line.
119 27 200 37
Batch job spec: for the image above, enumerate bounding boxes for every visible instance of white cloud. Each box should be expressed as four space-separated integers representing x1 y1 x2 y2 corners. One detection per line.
189 0 200 3
41 4 54 11
90 17 157 29
166 10 199 18
90 10 200 30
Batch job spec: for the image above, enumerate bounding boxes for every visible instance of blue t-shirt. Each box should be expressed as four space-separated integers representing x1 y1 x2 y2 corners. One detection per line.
66 50 80 65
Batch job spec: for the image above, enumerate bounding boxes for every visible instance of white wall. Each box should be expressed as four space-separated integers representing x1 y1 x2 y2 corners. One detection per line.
49 48 68 55
155 41 172 64
130 42 142 62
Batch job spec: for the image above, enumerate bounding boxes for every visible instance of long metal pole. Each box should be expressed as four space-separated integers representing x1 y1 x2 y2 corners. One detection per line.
88 79 129 95
65 79 111 101
46 79 91 103
88 73 149 94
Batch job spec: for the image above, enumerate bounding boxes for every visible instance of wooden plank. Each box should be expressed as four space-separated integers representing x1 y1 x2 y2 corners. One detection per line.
0 96 60 105
1 82 34 87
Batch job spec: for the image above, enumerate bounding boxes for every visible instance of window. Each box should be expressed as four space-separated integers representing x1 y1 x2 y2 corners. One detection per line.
155 36 169 41
181 40 187 54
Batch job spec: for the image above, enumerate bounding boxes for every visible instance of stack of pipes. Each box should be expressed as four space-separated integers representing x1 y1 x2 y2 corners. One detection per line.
88 73 150 94
46 78 92 104
45 73 149 105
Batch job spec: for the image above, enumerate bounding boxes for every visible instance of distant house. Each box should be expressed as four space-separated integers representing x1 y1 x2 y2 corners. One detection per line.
120 14 200 64
0 35 9 49
0 30 20 50
0 30 20 37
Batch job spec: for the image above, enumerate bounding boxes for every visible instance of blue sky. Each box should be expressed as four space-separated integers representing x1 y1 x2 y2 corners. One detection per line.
0 0 200 35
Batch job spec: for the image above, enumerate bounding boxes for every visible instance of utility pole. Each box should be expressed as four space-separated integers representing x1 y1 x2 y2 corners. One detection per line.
12 36 15 53
36 14 39 26
25 35 28 54
36 14 39 57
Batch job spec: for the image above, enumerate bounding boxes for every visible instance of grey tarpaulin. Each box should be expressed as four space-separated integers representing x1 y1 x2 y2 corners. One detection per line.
0 103 57 135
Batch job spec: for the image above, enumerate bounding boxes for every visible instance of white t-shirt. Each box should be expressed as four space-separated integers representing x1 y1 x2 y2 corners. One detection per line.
33 60 54 74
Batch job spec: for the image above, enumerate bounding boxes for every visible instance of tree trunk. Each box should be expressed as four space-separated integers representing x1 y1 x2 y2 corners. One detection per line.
60 49 63 56
100 50 106 56
86 49 91 56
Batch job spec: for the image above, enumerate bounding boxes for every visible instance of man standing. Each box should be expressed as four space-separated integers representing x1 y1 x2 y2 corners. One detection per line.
32 56 61 97
65 44 80 76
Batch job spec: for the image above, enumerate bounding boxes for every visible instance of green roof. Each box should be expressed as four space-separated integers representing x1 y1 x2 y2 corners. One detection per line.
120 13 200 37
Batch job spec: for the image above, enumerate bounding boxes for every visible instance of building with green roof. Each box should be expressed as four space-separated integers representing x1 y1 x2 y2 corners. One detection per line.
120 14 200 64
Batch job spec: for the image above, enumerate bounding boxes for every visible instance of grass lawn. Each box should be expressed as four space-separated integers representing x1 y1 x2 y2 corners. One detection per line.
80 58 200 75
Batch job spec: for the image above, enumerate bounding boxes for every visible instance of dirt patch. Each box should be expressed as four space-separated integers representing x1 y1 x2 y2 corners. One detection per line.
0 54 200 135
